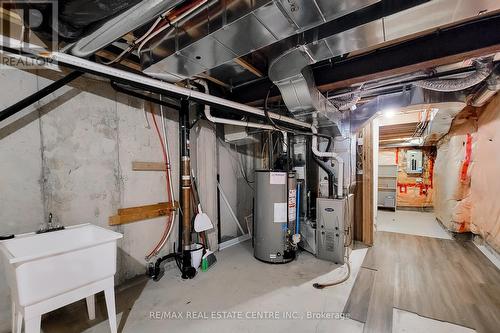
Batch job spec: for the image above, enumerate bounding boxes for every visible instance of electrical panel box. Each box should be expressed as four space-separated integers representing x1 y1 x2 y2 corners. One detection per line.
406 150 423 174
315 195 353 264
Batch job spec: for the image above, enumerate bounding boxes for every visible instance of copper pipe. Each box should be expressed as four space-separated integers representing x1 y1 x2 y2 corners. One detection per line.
181 156 191 250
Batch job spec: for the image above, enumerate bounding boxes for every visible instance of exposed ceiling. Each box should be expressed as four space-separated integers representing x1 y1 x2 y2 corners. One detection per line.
2 0 500 142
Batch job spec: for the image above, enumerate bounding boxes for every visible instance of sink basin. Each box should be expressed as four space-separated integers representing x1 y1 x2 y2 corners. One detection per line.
0 223 122 306
1 223 122 333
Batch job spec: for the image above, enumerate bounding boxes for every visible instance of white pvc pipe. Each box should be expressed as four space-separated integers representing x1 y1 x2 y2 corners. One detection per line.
194 79 275 130
204 105 275 130
311 116 344 198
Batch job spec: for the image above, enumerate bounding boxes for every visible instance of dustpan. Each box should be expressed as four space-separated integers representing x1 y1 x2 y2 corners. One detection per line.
194 203 213 232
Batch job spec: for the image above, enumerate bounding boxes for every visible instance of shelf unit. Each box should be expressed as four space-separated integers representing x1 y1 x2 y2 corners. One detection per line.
378 164 398 211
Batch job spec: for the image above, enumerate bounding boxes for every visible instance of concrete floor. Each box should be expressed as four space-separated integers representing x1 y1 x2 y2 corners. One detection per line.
33 212 492 333
376 209 451 239
41 242 368 333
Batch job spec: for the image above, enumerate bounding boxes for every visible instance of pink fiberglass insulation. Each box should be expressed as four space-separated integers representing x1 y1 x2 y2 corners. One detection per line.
470 94 500 253
434 111 477 233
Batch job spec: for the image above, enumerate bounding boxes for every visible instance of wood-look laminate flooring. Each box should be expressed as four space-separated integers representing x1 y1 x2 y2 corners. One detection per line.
344 232 500 333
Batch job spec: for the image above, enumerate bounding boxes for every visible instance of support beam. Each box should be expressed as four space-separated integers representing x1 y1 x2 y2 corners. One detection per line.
0 71 82 122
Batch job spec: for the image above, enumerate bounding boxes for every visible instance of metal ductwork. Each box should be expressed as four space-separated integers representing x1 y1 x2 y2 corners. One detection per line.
142 0 379 81
267 0 500 136
268 20 385 136
347 86 466 144
421 102 467 144
70 0 184 57
141 0 500 83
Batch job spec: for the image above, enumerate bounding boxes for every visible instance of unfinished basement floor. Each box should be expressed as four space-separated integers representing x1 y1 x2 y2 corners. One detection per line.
39 232 500 333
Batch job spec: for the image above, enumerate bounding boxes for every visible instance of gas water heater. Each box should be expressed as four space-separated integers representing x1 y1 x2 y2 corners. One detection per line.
253 170 297 263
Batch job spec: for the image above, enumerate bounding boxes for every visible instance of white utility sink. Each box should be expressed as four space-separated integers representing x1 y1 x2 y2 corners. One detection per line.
0 223 122 333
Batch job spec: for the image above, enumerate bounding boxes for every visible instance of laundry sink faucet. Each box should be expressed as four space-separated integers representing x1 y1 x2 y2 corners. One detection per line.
37 212 65 234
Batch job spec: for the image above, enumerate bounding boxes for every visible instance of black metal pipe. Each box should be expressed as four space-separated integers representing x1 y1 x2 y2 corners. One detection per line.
110 82 180 110
313 155 334 198
148 252 178 281
0 71 82 122
179 99 195 279
0 46 309 132
268 131 273 169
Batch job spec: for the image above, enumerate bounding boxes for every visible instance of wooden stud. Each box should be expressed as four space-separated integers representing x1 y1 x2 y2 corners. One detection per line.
234 58 263 78
195 73 231 89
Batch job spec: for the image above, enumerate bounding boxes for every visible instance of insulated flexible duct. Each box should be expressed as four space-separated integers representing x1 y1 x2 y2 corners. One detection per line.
413 60 493 92
330 90 362 111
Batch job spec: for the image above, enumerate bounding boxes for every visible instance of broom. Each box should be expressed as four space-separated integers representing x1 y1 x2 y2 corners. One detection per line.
191 171 217 271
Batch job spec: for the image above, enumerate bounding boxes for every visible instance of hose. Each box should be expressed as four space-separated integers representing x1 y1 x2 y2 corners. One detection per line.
313 261 351 289
413 60 493 92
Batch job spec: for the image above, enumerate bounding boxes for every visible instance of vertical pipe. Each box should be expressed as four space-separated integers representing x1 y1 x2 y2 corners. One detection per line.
179 99 194 279
296 182 301 235
268 131 273 169
216 173 222 245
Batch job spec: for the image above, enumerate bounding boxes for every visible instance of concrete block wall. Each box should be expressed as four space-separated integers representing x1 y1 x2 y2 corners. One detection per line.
0 68 217 332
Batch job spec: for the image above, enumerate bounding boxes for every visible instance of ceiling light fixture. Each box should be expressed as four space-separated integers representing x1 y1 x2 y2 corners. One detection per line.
381 107 398 118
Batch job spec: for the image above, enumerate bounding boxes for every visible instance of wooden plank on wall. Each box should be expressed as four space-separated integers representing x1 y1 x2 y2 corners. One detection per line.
109 201 178 226
132 161 166 171
362 122 374 246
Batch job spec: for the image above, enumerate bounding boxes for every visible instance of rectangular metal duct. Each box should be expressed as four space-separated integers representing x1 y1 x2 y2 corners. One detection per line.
267 0 500 135
142 0 379 81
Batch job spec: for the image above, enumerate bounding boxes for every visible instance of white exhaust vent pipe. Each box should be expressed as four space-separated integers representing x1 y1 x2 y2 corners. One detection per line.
311 115 344 198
